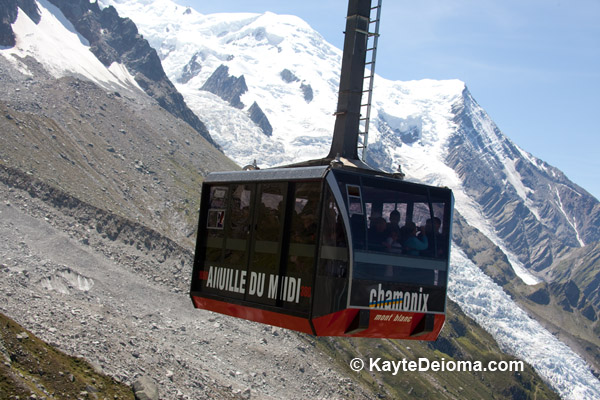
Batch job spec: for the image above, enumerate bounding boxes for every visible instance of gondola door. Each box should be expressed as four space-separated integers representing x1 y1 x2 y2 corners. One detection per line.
247 181 322 316
244 182 287 306
199 182 289 305
204 183 254 301
193 180 320 325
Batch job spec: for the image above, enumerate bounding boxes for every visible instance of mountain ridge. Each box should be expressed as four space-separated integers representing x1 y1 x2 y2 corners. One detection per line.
42 0 219 148
1 0 599 398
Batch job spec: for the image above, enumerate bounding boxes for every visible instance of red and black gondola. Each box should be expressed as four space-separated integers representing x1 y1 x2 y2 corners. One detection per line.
190 164 453 339
190 0 454 340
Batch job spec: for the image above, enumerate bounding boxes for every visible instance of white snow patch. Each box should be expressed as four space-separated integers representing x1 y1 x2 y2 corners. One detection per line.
503 157 541 221
108 62 144 92
1 0 142 92
555 187 585 247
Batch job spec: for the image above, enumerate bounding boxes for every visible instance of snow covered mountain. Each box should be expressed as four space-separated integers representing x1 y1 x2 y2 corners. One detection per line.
100 0 600 270
1 0 599 398
101 0 600 298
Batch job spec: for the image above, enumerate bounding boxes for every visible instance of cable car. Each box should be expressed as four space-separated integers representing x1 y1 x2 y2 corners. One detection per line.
190 0 454 340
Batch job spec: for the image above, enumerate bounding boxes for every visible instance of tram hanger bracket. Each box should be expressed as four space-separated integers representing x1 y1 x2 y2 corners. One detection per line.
330 154 344 169
392 164 406 180
243 160 260 171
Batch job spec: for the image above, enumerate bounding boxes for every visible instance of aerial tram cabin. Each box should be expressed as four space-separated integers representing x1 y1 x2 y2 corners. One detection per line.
191 165 453 339
190 0 454 340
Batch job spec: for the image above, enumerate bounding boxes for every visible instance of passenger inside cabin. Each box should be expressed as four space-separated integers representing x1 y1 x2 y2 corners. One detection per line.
420 217 445 258
384 229 403 253
290 212 317 244
400 221 428 256
386 209 401 236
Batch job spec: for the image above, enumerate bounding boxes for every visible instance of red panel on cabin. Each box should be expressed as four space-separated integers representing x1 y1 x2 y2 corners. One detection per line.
191 295 314 335
312 309 445 340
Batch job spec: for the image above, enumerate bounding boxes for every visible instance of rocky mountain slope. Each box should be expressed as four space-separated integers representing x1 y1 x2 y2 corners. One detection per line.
0 311 135 399
0 0 599 398
0 54 236 247
0 0 217 149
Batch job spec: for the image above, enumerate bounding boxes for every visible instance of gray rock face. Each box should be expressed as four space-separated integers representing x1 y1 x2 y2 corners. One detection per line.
248 101 273 136
179 52 202 84
300 82 313 103
527 288 551 305
549 242 600 315
43 0 218 148
201 64 248 109
133 376 159 400
445 88 600 274
280 69 313 102
280 68 299 83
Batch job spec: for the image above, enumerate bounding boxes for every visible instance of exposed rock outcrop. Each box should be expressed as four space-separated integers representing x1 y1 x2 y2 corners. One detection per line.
280 69 313 102
248 101 272 136
133 376 159 400
201 64 247 109
280 68 299 83
179 52 202 84
43 0 218 148
301 82 313 103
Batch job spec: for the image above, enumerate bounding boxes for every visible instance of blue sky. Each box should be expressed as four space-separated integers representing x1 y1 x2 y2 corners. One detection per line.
177 0 600 200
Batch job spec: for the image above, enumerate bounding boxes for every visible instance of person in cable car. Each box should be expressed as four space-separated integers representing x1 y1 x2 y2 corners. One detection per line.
386 209 401 235
400 221 428 256
384 228 403 254
421 217 445 258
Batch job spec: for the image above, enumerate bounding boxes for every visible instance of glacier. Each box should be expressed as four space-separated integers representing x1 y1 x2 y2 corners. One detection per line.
450 249 600 399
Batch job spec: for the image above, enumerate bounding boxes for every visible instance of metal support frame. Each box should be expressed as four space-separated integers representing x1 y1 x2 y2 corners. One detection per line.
327 0 382 163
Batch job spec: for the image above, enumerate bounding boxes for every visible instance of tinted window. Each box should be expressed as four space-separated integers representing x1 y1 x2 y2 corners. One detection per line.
204 186 227 264
361 180 449 260
336 173 366 250
246 183 286 306
229 184 252 240
206 186 227 231
282 182 321 312
196 183 253 300
330 170 452 313
196 180 322 314
313 186 349 316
